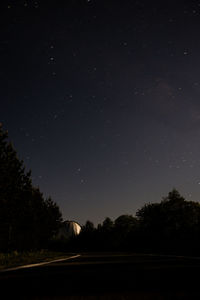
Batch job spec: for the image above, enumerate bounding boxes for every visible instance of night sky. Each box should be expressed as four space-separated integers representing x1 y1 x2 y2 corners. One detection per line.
1 0 200 225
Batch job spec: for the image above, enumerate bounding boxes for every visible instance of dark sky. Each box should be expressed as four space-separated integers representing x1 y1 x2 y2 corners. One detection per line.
1 0 200 225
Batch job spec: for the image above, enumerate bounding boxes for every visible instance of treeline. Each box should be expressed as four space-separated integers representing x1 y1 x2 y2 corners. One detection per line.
0 125 62 252
2 124 200 256
68 189 200 256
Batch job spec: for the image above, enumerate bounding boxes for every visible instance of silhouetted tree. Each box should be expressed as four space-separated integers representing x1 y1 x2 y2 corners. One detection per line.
114 215 138 249
115 215 137 231
0 124 32 250
75 220 96 251
102 217 114 232
95 217 115 250
136 189 200 254
53 187 200 255
83 220 95 233
0 124 62 251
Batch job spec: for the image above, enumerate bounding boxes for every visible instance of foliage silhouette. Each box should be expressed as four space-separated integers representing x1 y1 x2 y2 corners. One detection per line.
136 189 200 254
2 124 200 256
0 124 62 251
67 189 200 256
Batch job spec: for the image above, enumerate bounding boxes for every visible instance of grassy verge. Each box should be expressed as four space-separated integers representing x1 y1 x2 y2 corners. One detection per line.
0 250 72 270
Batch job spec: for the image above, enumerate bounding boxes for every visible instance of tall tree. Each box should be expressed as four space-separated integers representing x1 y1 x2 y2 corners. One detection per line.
136 189 200 254
102 217 114 232
0 124 62 251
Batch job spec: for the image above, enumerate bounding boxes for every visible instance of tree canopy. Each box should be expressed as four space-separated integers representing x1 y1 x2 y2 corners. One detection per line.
67 189 200 255
2 123 200 256
0 124 62 251
136 189 200 253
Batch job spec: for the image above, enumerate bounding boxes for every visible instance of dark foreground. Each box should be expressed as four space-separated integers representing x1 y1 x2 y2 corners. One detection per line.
1 253 200 299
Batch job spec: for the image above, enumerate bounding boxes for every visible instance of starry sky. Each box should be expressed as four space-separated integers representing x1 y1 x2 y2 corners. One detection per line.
1 0 200 225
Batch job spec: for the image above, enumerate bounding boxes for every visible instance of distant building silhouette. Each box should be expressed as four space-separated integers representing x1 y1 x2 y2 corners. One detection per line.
56 221 81 240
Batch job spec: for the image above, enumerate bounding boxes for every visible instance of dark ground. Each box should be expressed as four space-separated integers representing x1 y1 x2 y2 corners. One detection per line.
1 253 200 299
